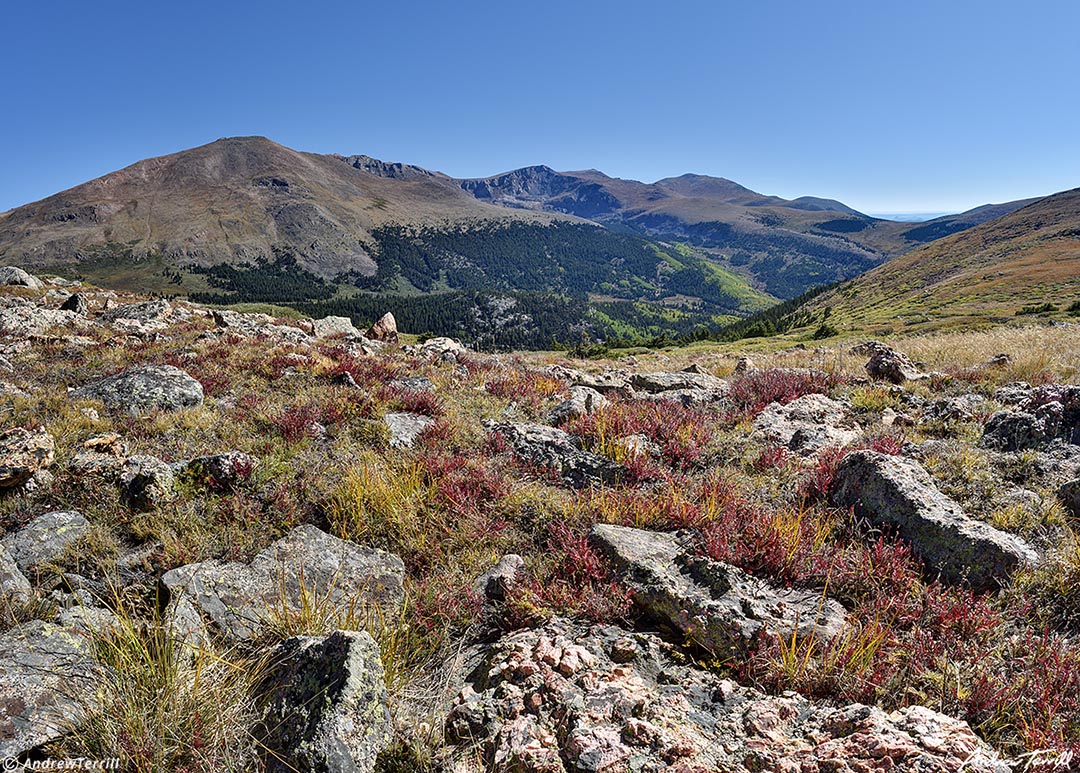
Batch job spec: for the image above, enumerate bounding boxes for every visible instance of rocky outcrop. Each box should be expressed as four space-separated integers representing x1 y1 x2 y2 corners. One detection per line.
864 344 927 384
161 525 405 642
591 524 846 657
830 451 1038 589
119 455 176 511
0 306 86 338
0 428 54 489
630 370 727 394
0 266 43 291
311 315 365 340
753 393 860 454
489 422 624 489
547 385 607 425
255 630 392 773
2 510 89 575
445 619 1007 773
211 309 311 344
0 544 30 598
409 336 467 362
384 412 435 448
364 312 398 345
73 364 204 416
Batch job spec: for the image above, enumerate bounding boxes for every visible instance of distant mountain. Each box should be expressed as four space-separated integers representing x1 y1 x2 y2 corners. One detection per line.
795 189 1080 335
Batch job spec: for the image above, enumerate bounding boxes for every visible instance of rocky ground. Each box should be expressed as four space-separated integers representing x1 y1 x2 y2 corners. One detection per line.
1 267 1080 771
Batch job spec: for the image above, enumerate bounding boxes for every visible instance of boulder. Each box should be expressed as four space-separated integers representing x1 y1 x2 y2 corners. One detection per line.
119 455 176 511
753 393 860 455
181 451 257 489
865 345 926 384
160 525 405 642
489 422 625 489
0 607 115 758
311 315 364 340
99 298 172 324
547 385 607 425
73 364 204 416
410 336 467 361
2 511 90 575
630 370 727 394
0 267 43 291
0 544 30 598
830 451 1038 590
59 293 90 315
591 524 846 657
473 554 526 601
0 306 84 338
364 312 398 345
0 428 54 489
386 376 435 393
445 618 1007 773
211 309 311 344
255 630 392 773
384 412 435 449
980 409 1053 451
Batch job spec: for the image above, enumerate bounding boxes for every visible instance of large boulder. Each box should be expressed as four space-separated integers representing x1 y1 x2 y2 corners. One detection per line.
753 393 860 455
73 365 204 416
0 306 84 338
0 607 115 758
211 309 311 344
830 451 1037 590
59 293 90 315
364 312 398 345
161 525 405 642
489 422 624 489
630 370 728 394
2 510 89 575
0 267 43 291
445 619 1007 773
311 315 365 341
99 299 173 334
547 385 607 425
255 630 392 773
0 428 54 489
591 524 845 657
865 345 926 384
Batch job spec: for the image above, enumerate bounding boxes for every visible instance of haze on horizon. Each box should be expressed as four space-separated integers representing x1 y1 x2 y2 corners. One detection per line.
1 0 1077 216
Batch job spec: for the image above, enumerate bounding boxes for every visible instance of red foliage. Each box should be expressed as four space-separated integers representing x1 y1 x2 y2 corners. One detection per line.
568 399 715 470
728 368 844 418
752 444 791 472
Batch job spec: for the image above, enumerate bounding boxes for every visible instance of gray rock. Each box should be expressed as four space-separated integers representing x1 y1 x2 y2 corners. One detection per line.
994 382 1032 405
612 433 661 460
409 336 466 361
630 370 727 394
445 618 1007 773
384 412 435 449
212 309 311 344
59 293 90 314
2 511 90 574
0 306 85 337
99 298 172 324
547 385 607 425
473 554 525 601
161 525 405 642
0 544 30 598
181 451 257 489
865 345 927 384
386 376 435 393
256 630 391 773
120 455 175 510
364 312 399 345
311 315 364 340
0 266 43 291
0 427 54 489
0 607 115 757
753 393 860 454
922 394 989 423
830 451 1038 590
74 364 204 416
590 524 846 657
980 409 1052 451
489 422 625 489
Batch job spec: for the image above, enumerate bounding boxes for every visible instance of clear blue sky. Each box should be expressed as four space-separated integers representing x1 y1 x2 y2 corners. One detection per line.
2 0 1078 215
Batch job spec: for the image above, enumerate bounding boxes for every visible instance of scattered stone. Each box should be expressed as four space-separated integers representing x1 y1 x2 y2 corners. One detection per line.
445 618 1005 773
923 394 989 424
74 364 204 416
865 344 927 384
384 412 435 449
0 607 115 758
161 525 406 642
364 312 399 345
387 376 435 393
591 524 846 657
994 382 1032 405
0 266 43 291
311 315 364 340
70 434 127 477
255 630 392 773
211 309 311 344
489 422 625 489
473 554 526 601
830 451 1038 589
0 544 30 598
987 353 1013 367
753 393 860 455
181 451 257 489
331 371 363 390
59 293 90 314
410 336 467 361
630 370 727 394
2 511 90 575
0 427 54 489
119 456 176 510
547 385 607 425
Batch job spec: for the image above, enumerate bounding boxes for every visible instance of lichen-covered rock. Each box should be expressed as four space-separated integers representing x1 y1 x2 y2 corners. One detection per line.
387 376 435 394
444 619 1007 773
364 312 399 345
0 427 54 489
161 525 405 642
753 393 860 454
830 451 1038 589
0 266 43 291
409 336 467 361
2 510 90 575
473 554 526 601
120 455 176 510
255 630 392 773
0 544 30 598
630 370 728 394
489 422 625 489
311 315 365 340
59 293 90 314
211 308 311 344
547 385 607 425
0 607 115 758
74 364 204 416
0 305 86 338
591 524 846 657
99 299 173 330
865 344 927 384
384 412 435 449
181 451 257 489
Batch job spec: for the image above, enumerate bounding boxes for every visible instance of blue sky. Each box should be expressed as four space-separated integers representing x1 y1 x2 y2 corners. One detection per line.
2 0 1078 214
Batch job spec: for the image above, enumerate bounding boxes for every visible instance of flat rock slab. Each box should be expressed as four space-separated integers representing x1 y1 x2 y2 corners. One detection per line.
630 370 728 394
2 510 89 575
753 393 860 454
256 630 392 773
161 525 405 642
0 607 115 758
445 618 1007 773
384 412 435 448
73 365 204 416
830 450 1038 590
489 422 625 489
590 524 846 657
